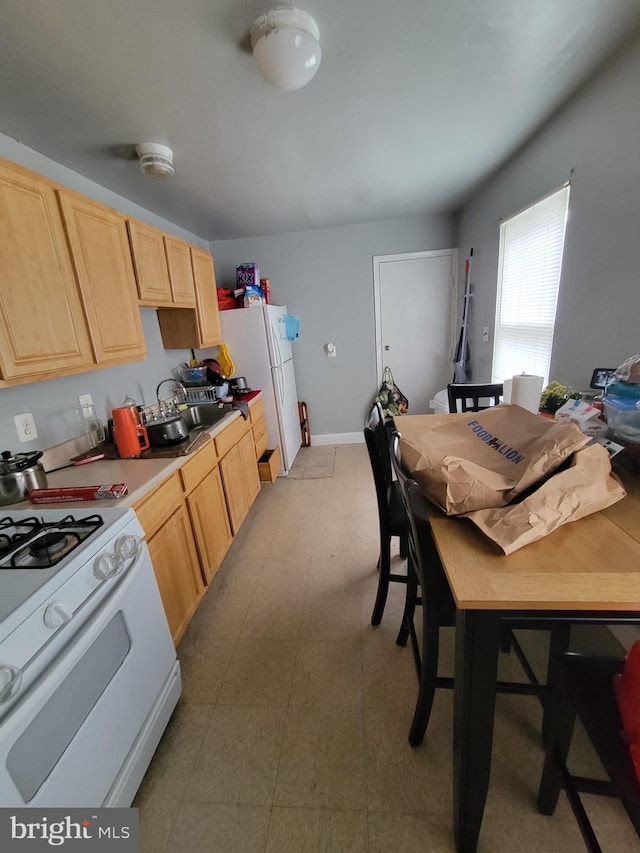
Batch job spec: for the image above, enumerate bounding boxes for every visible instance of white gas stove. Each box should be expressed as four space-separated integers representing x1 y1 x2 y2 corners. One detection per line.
0 506 181 807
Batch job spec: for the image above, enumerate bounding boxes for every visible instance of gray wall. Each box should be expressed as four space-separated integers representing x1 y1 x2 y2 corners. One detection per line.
13 17 637 450
456 34 640 391
209 215 455 436
0 133 204 452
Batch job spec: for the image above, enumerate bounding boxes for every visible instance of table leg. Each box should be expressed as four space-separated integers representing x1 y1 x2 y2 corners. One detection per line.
453 609 501 853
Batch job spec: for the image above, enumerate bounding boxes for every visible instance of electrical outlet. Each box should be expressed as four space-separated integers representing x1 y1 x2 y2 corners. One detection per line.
14 413 38 443
326 343 337 358
482 326 490 342
79 393 93 408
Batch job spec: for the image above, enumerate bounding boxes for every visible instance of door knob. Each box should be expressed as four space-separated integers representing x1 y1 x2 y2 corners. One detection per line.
384 345 390 351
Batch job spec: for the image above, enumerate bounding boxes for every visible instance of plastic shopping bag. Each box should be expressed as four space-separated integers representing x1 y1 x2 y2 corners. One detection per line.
374 366 409 419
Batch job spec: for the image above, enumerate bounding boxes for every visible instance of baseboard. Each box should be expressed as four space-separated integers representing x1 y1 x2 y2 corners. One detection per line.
311 432 364 446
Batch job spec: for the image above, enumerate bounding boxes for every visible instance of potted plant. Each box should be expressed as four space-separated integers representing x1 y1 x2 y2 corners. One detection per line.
539 380 579 415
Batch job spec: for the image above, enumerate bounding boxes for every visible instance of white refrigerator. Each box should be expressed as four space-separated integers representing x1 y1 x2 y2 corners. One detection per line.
219 305 301 475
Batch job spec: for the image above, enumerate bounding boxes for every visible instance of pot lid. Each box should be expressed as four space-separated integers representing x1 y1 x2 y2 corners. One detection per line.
0 450 44 473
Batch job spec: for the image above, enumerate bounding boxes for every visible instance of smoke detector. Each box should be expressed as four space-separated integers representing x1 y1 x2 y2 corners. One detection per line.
135 143 174 177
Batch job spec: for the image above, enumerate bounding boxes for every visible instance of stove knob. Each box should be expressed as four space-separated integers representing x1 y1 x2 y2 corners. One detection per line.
93 552 124 581
0 665 22 704
114 534 142 561
43 601 71 629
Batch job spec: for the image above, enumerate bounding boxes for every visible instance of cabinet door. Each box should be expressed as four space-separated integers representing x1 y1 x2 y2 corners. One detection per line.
239 429 261 508
127 219 172 304
0 160 93 379
164 236 196 306
57 190 146 365
187 466 233 584
191 247 222 347
147 504 204 645
219 444 248 534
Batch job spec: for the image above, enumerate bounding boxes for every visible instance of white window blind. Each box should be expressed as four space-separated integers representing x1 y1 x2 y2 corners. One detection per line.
491 184 570 386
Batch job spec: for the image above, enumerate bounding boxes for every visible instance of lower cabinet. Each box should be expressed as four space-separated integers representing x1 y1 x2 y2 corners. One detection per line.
146 504 204 645
134 404 263 643
133 473 205 646
239 430 261 506
219 430 261 535
187 466 233 584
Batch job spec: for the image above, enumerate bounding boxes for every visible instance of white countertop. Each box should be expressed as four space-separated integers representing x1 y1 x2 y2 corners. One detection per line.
3 395 261 511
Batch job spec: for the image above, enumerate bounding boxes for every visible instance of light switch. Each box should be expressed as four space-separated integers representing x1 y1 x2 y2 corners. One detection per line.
326 343 336 357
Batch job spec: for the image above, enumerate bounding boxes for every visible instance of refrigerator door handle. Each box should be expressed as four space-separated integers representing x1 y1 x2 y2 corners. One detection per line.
270 317 283 368
273 363 285 406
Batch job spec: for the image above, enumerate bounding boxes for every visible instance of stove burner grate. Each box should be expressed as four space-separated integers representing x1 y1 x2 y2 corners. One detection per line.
0 534 13 559
29 531 69 558
0 513 105 570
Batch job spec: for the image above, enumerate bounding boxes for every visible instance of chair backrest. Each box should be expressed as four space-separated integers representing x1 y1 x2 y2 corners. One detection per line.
447 382 504 413
364 402 394 518
390 431 455 618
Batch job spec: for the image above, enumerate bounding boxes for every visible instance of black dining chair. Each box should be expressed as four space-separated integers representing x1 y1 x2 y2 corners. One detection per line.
447 382 503 413
363 402 408 626
391 429 572 747
390 434 456 744
537 651 640 852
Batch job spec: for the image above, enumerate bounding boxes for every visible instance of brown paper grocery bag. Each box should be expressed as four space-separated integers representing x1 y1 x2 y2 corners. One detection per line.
399 405 589 515
467 443 626 554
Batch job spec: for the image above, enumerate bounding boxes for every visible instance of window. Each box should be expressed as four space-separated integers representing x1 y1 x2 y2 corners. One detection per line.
491 184 570 386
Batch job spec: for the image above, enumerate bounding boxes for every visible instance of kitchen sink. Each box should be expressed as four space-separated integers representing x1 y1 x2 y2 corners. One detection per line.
181 403 232 431
99 404 234 460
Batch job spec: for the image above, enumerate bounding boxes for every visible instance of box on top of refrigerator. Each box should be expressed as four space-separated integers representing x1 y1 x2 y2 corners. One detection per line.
236 263 260 287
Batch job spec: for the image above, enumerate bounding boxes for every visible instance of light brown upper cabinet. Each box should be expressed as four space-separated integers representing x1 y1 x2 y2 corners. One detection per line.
157 247 222 349
0 160 94 381
57 190 146 367
127 218 173 305
191 247 222 346
164 236 196 307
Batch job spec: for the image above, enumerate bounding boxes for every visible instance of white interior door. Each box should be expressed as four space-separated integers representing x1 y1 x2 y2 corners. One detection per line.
374 249 457 414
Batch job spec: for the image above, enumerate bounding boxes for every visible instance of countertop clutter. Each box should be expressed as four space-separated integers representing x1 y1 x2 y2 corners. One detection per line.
3 394 264 512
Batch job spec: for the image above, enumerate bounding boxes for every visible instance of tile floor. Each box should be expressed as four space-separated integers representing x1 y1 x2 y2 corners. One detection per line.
134 444 640 852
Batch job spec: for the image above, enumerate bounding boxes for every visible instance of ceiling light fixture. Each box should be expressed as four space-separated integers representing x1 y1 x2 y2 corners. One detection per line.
249 8 321 91
135 143 175 177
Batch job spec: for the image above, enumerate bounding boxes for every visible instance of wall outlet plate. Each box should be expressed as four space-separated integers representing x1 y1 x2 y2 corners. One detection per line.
79 393 93 408
14 413 38 443
482 326 490 342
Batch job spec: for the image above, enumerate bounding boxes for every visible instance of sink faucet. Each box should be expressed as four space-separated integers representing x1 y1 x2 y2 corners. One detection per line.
156 378 186 416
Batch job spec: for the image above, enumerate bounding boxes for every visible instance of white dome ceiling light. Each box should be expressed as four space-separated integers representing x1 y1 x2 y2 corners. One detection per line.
250 8 321 91
135 143 175 177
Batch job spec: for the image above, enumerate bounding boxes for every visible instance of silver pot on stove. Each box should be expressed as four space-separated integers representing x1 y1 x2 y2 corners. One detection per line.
0 450 48 505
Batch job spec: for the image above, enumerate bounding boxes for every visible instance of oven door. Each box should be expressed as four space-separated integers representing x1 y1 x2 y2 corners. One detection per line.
0 543 177 806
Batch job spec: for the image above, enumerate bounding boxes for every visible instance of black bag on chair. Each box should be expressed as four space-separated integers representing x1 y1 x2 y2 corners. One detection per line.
375 366 409 419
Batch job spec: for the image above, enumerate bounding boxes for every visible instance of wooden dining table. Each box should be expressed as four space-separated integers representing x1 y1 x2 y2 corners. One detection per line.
397 414 640 853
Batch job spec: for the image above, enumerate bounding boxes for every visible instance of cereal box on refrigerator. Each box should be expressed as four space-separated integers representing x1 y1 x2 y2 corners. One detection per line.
236 263 260 288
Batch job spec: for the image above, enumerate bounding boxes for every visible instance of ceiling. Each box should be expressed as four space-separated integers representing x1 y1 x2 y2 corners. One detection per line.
1 1 639 241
